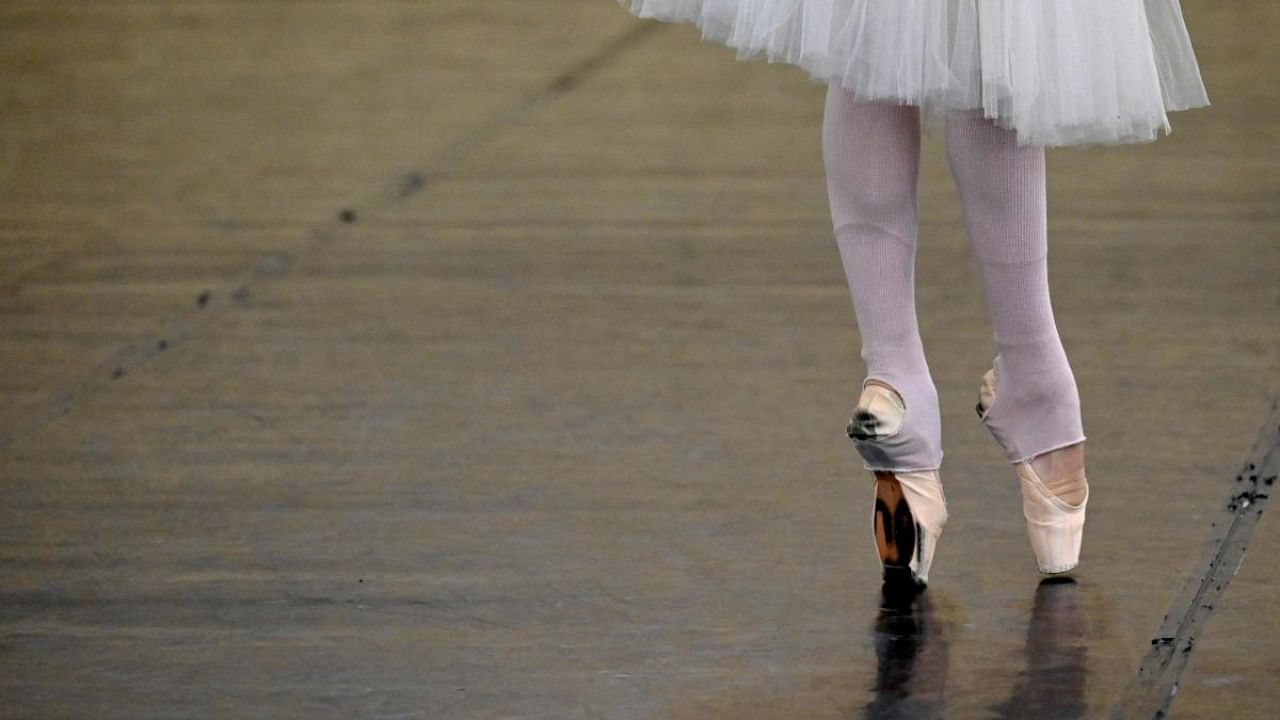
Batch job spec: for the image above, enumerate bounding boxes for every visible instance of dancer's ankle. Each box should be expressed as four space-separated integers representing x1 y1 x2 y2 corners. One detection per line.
864 378 904 406
1029 442 1087 505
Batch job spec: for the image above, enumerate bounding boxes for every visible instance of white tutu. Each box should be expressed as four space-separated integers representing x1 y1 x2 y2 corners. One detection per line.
615 0 1210 147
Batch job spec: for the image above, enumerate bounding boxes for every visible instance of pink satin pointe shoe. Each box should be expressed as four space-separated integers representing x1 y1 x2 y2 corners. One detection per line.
976 367 1089 575
849 381 949 587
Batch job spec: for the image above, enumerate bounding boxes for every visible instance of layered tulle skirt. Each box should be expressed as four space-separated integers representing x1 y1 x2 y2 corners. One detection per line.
615 0 1210 147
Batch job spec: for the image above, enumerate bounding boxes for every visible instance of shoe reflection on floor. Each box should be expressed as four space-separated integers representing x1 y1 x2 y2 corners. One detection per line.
990 577 1089 720
865 580 950 719
865 577 1087 720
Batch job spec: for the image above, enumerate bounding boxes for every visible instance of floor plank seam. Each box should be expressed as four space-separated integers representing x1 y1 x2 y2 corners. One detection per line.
0 19 662 454
1108 393 1279 719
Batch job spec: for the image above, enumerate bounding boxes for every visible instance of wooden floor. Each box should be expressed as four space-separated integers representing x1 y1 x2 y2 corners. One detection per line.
1 2 1277 718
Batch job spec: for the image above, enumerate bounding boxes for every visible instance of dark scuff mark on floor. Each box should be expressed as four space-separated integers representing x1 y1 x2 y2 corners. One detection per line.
1109 393 1279 719
0 22 664 455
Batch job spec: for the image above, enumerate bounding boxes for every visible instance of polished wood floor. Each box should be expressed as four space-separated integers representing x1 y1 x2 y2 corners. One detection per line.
1 2 1277 718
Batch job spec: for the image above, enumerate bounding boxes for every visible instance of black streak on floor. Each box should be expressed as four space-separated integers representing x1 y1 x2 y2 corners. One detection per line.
0 21 662 458
1109 393 1280 719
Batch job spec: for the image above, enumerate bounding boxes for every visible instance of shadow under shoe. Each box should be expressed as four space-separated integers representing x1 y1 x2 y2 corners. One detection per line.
850 382 948 588
976 365 1088 575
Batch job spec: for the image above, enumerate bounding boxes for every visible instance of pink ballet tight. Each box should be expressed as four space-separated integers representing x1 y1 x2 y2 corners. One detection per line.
822 86 942 472
822 82 1086 471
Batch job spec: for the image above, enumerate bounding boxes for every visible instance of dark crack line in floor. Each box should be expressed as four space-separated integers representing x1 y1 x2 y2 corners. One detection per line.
0 19 662 454
1109 392 1279 719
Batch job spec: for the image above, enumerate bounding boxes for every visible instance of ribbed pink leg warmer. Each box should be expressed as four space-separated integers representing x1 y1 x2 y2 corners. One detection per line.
822 83 943 472
944 110 1087 465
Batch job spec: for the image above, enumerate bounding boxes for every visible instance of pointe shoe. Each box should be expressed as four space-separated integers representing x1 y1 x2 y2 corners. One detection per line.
850 382 948 587
976 367 1088 575
1015 461 1088 574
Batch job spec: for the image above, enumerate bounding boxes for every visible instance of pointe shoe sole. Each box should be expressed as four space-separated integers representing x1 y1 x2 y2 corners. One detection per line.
873 469 947 587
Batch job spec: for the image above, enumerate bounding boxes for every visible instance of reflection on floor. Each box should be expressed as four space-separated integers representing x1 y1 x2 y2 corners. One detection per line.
868 577 1089 719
